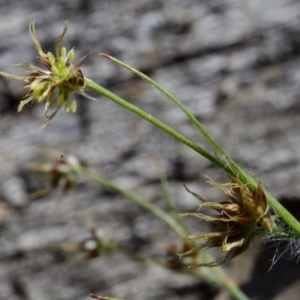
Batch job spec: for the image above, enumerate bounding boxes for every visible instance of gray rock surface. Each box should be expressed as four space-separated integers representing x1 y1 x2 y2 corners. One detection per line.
0 0 300 299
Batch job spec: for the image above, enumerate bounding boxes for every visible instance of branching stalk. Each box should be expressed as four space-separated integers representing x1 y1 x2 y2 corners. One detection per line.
85 78 231 174
79 167 188 237
85 78 300 236
79 166 250 300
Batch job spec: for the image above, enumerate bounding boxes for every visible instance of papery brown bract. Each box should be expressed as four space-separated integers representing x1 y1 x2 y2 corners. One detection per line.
181 176 274 267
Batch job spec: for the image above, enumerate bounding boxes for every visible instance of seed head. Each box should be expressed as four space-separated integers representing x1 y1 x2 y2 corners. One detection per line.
27 150 81 196
0 21 94 129
181 176 274 267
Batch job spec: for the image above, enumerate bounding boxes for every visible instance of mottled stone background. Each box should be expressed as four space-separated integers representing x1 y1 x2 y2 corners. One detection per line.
0 0 300 299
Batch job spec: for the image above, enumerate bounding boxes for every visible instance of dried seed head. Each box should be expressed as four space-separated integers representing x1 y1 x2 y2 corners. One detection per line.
181 176 274 267
27 150 81 197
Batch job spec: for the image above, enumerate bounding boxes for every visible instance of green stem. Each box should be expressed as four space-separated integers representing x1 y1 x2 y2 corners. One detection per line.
154 155 189 232
79 167 188 237
212 268 249 300
90 293 124 300
98 238 165 267
197 252 249 300
85 78 232 175
80 166 249 300
265 190 300 235
99 54 245 181
85 78 300 237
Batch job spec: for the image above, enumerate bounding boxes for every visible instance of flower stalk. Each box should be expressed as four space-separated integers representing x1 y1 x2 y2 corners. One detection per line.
29 150 250 299
84 77 300 237
90 294 124 300
78 166 250 300
85 78 231 172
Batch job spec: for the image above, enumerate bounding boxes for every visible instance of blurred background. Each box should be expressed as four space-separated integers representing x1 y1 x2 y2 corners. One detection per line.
0 0 300 299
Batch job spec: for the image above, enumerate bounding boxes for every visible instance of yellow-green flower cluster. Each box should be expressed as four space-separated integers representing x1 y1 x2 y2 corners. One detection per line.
0 21 94 129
